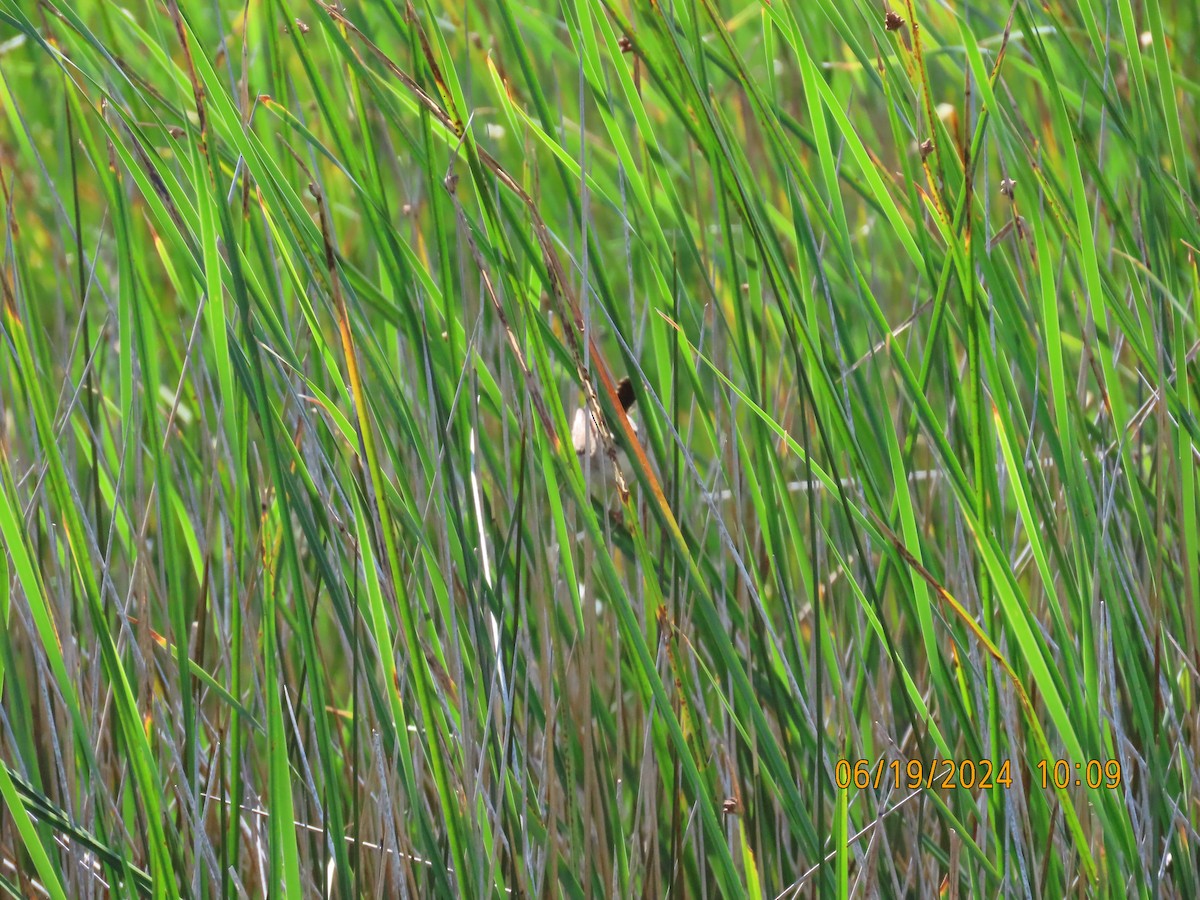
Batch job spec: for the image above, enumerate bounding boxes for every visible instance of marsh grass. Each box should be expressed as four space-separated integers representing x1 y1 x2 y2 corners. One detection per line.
0 0 1198 896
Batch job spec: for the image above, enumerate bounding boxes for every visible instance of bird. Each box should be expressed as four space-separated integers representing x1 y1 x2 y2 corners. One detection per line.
571 376 637 500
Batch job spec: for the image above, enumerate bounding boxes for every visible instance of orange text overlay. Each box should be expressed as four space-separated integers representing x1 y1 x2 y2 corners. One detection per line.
834 758 1123 791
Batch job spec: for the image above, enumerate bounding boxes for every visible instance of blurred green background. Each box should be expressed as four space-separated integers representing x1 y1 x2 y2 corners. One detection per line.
0 0 1198 896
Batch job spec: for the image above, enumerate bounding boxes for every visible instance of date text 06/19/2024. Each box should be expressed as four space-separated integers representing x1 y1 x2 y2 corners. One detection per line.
834 758 1123 792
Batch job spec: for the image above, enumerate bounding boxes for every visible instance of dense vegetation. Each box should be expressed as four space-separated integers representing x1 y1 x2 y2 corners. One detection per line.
1 0 1198 896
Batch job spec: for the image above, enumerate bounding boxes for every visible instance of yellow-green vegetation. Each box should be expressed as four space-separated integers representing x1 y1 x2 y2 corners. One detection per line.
0 0 1197 896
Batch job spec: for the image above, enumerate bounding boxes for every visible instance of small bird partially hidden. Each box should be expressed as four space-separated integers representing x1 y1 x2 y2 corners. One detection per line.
571 376 637 502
